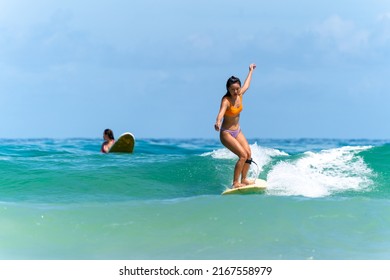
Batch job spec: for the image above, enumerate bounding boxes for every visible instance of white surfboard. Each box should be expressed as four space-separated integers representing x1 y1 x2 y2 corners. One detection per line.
109 132 135 153
222 179 267 195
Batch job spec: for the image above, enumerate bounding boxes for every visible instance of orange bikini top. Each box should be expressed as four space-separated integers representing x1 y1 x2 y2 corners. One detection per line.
224 95 243 117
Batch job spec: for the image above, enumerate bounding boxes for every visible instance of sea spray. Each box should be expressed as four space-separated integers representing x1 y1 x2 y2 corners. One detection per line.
266 146 375 197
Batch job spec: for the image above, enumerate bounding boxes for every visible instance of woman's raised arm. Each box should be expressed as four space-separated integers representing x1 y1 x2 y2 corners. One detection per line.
240 63 256 95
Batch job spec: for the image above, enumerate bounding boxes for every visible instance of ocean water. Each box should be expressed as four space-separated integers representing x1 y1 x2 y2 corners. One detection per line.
1 138 390 260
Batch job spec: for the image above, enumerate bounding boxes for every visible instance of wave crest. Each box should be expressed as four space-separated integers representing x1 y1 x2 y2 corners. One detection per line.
267 146 374 197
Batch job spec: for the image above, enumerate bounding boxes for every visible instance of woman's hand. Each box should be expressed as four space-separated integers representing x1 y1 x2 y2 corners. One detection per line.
249 63 256 71
214 121 220 131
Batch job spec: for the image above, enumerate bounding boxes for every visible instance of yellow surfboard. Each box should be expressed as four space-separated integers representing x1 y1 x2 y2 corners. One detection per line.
222 179 267 195
109 132 135 153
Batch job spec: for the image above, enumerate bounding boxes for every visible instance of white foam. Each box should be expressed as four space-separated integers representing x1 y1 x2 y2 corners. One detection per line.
202 147 237 160
266 146 374 198
202 142 288 176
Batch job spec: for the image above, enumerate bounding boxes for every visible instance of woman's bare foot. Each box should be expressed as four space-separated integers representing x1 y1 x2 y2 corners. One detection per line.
232 182 244 189
241 179 256 186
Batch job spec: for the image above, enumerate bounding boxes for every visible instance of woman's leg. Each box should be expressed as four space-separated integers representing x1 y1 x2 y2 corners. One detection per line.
235 131 254 185
220 131 248 188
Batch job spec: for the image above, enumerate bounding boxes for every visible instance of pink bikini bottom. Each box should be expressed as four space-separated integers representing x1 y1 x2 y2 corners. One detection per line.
221 127 241 138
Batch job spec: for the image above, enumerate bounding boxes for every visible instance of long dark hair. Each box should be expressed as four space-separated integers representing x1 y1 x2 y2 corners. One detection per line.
223 76 241 98
104 129 115 140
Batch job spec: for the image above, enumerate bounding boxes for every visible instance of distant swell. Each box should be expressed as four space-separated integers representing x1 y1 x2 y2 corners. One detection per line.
0 138 388 202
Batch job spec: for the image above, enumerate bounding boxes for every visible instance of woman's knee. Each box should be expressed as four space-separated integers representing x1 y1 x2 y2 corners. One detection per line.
245 149 251 160
238 153 247 163
237 148 250 162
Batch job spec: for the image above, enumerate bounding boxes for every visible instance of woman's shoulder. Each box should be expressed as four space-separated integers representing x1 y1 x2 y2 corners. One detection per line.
221 96 231 103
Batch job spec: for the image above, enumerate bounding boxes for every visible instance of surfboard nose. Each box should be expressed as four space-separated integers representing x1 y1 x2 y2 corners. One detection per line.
108 132 135 153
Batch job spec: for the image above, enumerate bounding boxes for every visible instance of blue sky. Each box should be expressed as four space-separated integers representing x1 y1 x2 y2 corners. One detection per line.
1 0 390 139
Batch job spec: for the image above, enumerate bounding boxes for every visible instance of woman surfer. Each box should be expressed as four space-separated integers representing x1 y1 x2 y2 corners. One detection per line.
101 128 115 153
214 63 256 188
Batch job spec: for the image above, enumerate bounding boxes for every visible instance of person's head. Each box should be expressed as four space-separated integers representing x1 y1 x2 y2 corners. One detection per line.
225 76 241 97
103 129 115 140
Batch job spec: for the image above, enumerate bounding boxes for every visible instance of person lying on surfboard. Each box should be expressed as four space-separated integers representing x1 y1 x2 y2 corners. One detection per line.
101 128 115 153
214 63 256 188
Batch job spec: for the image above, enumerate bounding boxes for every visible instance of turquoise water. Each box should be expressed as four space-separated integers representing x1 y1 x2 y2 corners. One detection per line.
1 138 390 259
